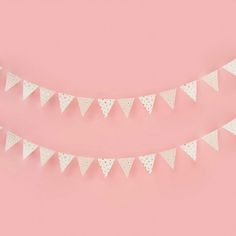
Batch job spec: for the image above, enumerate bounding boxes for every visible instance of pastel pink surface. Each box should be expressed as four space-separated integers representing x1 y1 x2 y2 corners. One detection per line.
0 1 236 235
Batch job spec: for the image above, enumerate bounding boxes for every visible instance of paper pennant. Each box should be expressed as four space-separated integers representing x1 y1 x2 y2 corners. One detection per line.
139 153 156 174
77 156 94 176
23 80 39 100
223 119 236 135
5 72 21 91
160 89 177 109
77 97 94 116
139 94 156 114
39 147 55 166
159 148 176 169
222 59 236 76
180 140 197 161
58 93 74 112
118 157 135 177
98 158 115 177
39 87 55 107
201 70 219 91
58 152 74 172
98 99 115 118
5 131 22 151
118 98 134 117
202 130 219 151
23 139 38 160
180 80 197 101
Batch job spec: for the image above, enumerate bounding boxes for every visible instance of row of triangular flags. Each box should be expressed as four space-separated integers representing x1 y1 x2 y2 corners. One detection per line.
2 59 236 117
1 118 236 177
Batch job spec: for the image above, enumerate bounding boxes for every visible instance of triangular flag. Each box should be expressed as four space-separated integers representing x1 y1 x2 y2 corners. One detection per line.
202 130 219 151
77 97 94 116
118 98 134 117
180 140 197 161
98 99 115 117
201 70 219 91
5 72 21 91
223 119 236 135
159 89 177 109
23 139 38 160
58 93 74 112
39 147 55 166
139 94 156 114
118 157 135 177
180 80 197 101
39 87 55 107
98 158 115 177
58 152 74 172
159 148 176 169
139 153 156 174
77 156 94 176
5 131 22 151
222 59 236 76
23 80 39 100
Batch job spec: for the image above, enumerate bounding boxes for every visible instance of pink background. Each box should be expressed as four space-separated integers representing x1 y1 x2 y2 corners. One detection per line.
0 1 236 235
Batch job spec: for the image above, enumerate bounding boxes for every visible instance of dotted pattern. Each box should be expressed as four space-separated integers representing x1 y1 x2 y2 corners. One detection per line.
98 158 115 177
40 147 55 167
77 97 94 116
58 152 74 172
139 94 156 114
23 80 38 100
160 148 176 169
139 154 156 174
77 156 94 176
118 98 134 117
180 140 197 161
223 59 236 76
5 131 21 151
39 87 55 107
23 139 38 160
180 81 197 101
223 119 236 135
118 157 135 177
58 93 74 112
160 89 176 110
98 99 115 118
5 72 21 91
201 70 219 91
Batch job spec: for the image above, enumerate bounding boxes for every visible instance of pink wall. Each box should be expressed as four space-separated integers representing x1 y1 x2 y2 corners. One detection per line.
0 1 236 235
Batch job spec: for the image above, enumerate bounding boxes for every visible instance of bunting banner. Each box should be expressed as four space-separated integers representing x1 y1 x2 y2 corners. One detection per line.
1 59 236 117
1 118 235 176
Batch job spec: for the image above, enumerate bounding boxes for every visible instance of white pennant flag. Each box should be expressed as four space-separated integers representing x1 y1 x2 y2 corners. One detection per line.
39 87 55 107
223 119 236 135
118 98 134 117
5 131 22 151
5 72 22 91
23 80 39 100
77 97 94 116
180 140 197 161
98 99 115 118
180 80 197 101
139 94 156 114
118 157 135 177
222 59 236 76
202 130 219 151
160 89 177 109
23 139 38 160
77 156 94 176
39 147 55 167
58 93 74 112
58 152 74 172
159 148 176 169
201 70 219 91
139 153 156 174
98 158 115 177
